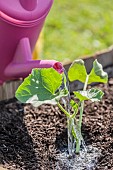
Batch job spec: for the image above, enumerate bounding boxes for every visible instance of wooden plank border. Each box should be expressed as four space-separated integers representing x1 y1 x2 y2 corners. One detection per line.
0 79 23 101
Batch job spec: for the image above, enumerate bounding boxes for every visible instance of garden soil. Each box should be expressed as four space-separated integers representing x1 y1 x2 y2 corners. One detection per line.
0 79 113 170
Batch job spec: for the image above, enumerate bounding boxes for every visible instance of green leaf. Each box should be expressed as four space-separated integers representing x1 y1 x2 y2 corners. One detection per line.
74 88 104 102
70 100 78 118
88 59 108 84
70 100 78 110
68 59 87 83
15 68 68 107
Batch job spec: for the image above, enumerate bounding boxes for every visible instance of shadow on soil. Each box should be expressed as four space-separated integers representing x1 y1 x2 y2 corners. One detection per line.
0 98 38 170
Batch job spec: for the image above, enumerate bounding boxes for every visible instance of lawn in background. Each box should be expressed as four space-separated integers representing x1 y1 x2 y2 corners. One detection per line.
43 0 113 63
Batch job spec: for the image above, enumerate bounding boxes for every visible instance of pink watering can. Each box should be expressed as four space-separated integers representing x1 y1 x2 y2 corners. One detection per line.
0 0 63 84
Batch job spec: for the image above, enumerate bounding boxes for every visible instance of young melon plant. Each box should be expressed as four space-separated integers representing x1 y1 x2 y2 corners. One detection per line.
15 59 108 156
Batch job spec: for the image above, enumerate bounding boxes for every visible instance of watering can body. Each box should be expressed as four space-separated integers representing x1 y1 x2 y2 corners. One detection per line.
0 0 63 84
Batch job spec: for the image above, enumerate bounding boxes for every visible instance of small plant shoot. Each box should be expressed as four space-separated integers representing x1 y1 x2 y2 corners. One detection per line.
68 59 108 154
16 59 108 156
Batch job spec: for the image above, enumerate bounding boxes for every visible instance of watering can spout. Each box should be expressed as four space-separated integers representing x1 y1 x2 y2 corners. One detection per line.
4 38 64 79
19 0 37 11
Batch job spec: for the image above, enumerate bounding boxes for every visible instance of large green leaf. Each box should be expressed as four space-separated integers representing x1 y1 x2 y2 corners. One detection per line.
74 88 104 102
15 68 68 107
68 59 87 83
88 59 108 84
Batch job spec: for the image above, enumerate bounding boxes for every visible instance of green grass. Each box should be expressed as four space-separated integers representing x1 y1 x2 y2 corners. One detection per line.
43 0 113 63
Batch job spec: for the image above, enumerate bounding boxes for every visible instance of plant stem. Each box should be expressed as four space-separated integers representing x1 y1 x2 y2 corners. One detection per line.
76 139 80 153
77 75 89 153
78 75 89 129
83 75 89 91
67 117 73 156
57 101 74 156
78 102 84 131
57 101 70 118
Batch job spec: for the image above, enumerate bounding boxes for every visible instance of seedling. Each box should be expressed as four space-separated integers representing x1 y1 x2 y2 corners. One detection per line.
15 59 108 156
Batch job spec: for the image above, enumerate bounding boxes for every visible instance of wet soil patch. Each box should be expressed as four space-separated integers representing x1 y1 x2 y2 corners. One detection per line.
0 79 113 170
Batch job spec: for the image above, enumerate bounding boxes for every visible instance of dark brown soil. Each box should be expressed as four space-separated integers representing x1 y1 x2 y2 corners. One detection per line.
0 79 113 170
